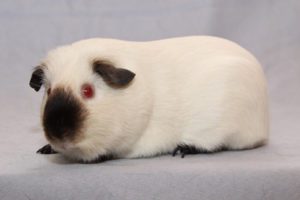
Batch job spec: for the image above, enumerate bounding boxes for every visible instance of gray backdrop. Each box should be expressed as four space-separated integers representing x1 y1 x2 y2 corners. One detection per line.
0 0 300 200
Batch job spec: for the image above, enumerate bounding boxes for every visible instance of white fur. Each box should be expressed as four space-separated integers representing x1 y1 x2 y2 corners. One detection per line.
40 36 269 161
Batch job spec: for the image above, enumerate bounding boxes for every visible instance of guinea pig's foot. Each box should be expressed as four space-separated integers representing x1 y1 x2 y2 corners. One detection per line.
172 144 211 158
36 144 58 154
80 154 114 164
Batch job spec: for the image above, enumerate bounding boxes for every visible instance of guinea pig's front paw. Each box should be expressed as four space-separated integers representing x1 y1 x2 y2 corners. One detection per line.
36 144 58 154
80 154 114 164
172 144 212 158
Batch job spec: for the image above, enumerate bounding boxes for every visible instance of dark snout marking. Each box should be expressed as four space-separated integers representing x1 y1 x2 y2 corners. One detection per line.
30 67 44 91
43 87 87 141
93 60 135 87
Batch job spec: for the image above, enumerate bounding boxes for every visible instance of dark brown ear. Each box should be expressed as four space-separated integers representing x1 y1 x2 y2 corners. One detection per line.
93 60 135 87
30 67 44 91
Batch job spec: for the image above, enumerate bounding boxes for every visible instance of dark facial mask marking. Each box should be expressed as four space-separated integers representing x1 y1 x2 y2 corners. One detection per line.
43 88 87 141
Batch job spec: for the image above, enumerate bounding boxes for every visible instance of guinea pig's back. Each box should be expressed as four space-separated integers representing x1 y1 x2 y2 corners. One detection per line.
137 36 269 153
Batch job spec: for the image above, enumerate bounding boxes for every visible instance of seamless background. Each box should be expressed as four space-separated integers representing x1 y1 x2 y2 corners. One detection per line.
0 1 300 200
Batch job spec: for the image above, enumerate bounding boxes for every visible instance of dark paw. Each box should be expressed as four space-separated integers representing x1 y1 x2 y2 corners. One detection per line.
37 144 58 154
172 144 212 158
80 154 114 164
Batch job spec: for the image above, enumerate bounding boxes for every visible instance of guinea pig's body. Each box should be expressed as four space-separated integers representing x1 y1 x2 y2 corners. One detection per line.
30 36 268 162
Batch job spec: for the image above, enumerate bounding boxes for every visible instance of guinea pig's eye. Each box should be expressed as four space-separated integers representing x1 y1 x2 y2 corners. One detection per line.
47 88 51 96
81 83 94 99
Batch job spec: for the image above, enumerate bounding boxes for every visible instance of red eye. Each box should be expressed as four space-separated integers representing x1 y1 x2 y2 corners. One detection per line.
81 83 94 99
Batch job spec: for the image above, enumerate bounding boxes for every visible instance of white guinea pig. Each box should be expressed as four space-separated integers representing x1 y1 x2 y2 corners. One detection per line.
30 36 269 163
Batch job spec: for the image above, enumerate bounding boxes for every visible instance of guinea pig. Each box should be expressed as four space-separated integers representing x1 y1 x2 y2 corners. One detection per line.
30 36 269 163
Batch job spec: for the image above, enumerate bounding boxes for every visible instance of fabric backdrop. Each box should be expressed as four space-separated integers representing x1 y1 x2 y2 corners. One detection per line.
0 0 299 200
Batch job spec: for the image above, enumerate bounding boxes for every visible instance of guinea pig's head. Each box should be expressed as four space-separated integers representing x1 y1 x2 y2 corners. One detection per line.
29 43 137 162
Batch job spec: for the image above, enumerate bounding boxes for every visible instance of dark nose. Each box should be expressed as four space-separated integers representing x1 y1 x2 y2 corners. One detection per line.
43 88 85 140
